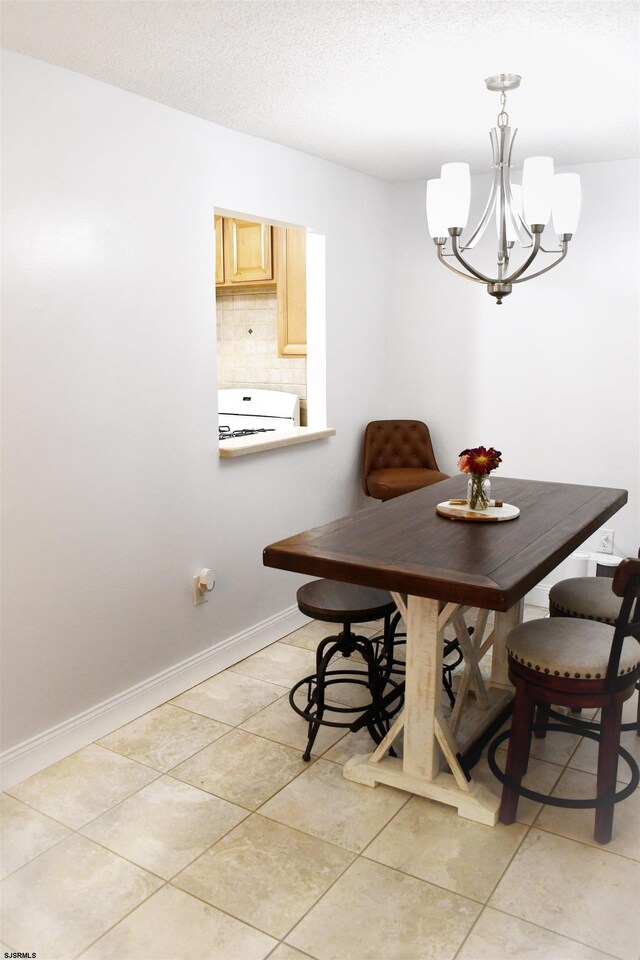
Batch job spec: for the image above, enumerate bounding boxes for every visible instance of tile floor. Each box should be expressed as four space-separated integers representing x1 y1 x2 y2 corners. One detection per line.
1 606 639 960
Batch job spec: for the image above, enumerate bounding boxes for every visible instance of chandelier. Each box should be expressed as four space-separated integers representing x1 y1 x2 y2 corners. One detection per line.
426 74 581 304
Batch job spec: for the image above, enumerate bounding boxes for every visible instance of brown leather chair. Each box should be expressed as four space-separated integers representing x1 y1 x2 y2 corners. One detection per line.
361 420 449 501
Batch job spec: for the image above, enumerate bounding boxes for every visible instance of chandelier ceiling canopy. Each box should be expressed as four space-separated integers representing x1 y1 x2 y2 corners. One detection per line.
426 74 581 304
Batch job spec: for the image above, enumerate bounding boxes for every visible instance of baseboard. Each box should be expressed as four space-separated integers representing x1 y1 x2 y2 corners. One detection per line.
525 584 550 608
0 605 308 790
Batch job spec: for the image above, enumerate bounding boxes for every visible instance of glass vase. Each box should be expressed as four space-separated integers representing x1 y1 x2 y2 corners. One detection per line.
467 473 491 511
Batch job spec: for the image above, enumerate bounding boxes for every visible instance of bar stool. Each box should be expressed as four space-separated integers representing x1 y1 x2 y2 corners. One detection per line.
549 573 639 732
488 557 640 844
289 579 401 760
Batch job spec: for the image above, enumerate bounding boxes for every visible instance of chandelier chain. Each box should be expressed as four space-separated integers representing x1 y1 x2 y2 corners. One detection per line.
497 88 509 129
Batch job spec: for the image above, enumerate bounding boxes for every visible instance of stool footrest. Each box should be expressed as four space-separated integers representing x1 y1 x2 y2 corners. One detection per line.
488 723 640 809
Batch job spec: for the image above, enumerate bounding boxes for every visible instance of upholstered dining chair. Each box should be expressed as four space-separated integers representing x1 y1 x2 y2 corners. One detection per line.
361 420 449 501
490 556 640 844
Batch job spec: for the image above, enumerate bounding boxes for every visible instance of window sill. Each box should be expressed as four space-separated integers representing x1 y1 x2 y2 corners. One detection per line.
218 427 336 458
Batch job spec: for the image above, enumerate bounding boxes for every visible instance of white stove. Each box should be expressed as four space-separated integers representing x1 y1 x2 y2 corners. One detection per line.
218 388 300 440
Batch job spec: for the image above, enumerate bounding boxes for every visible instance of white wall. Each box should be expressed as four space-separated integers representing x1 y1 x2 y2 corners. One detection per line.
3 49 638 775
1 51 392 758
388 160 640 559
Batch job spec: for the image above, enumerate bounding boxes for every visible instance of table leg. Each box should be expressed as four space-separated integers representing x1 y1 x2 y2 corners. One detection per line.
403 596 441 780
343 594 501 825
491 599 524 688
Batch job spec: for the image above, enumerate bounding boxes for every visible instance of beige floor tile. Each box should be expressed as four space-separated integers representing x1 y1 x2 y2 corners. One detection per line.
457 907 615 959
80 884 276 960
286 857 480 960
259 758 408 853
535 766 640 858
364 793 527 902
489 828 640 959
279 619 340 651
240 694 347 757
0 793 71 879
174 813 354 939
81 775 248 879
321 725 381 765
526 724 583 765
171 728 308 810
172 670 287 726
360 617 386 633
268 945 317 960
568 723 640 784
471 752 565 825
7 744 158 829
98 703 230 771
229 641 317 688
1 833 162 959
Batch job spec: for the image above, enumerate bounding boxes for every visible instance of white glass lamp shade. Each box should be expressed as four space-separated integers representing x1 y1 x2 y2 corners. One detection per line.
522 156 554 226
552 173 581 235
440 162 471 229
426 179 448 238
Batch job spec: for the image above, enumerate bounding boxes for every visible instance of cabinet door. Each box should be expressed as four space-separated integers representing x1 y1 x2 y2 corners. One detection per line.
227 219 273 283
276 227 307 356
215 216 225 285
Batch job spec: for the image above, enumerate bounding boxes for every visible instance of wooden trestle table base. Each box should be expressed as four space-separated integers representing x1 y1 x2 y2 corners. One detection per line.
263 476 627 825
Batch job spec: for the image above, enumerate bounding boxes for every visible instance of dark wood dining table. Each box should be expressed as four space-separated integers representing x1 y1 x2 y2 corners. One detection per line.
263 475 627 824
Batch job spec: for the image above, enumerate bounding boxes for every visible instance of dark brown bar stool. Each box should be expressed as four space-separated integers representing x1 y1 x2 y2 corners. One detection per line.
549 572 639 732
488 557 640 844
289 579 401 760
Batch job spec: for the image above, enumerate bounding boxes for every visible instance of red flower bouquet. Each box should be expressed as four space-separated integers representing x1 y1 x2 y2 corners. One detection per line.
458 446 502 476
458 446 502 509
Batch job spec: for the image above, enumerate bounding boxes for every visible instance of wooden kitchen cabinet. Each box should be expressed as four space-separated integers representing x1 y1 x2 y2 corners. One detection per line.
215 215 306 356
274 226 307 356
215 216 225 284
215 217 273 287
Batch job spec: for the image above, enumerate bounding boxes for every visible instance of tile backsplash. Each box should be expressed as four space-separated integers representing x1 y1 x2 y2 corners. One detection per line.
216 291 307 407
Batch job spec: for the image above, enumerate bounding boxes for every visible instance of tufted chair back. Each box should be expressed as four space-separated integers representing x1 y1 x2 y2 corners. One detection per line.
361 420 448 500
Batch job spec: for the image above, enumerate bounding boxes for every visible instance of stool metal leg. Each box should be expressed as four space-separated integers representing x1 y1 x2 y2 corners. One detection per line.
291 622 400 761
302 639 341 761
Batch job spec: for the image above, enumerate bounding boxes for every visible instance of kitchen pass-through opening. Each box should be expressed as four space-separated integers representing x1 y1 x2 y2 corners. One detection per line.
214 210 327 449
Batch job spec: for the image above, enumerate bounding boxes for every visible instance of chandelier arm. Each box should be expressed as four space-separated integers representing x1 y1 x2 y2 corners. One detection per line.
505 129 533 247
511 242 569 283
436 244 487 284
451 235 494 283
503 231 542 283
459 132 500 251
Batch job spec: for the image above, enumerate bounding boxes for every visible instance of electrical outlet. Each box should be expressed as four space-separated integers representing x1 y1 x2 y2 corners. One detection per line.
600 529 614 554
193 574 207 605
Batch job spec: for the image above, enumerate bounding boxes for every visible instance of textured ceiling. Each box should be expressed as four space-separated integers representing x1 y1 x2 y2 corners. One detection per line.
1 0 638 181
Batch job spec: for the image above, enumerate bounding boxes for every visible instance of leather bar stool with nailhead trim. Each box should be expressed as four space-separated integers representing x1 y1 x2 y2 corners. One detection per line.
488 557 640 844
549 573 639 733
289 579 402 761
